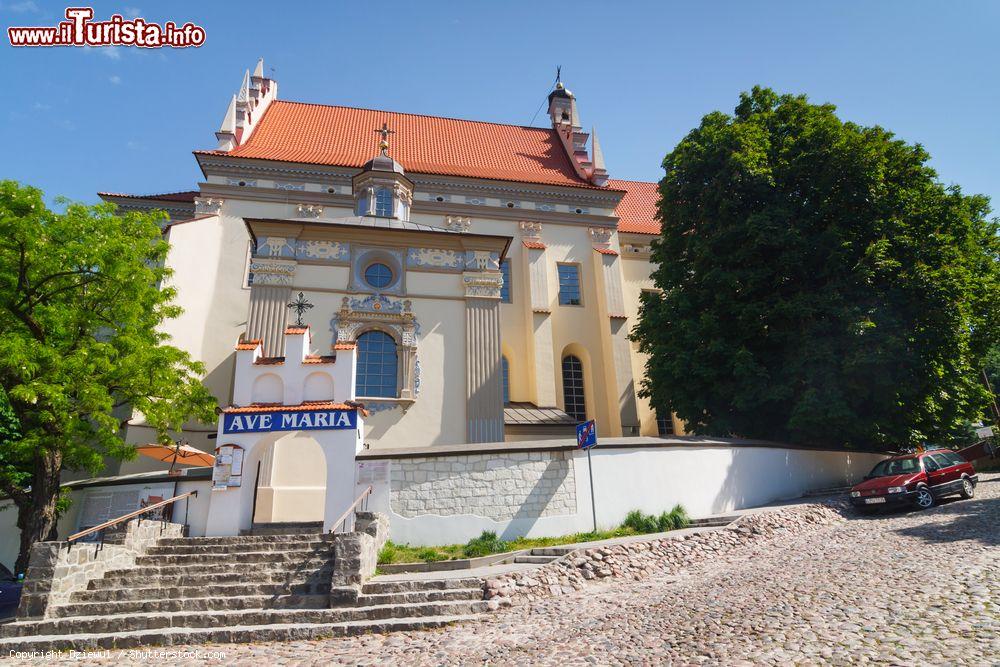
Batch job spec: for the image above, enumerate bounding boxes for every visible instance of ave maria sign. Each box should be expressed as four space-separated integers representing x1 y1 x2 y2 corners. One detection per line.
223 408 358 434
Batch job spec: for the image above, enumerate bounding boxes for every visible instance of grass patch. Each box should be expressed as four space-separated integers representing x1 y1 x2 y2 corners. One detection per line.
377 505 691 565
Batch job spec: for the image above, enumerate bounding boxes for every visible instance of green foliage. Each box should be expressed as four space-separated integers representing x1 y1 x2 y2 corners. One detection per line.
622 505 690 533
622 509 659 533
463 530 508 558
632 87 1000 451
377 540 399 564
0 180 218 570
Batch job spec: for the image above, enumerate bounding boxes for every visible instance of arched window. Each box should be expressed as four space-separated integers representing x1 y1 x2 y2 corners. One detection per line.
374 188 393 217
356 331 398 397
501 356 510 405
561 355 586 422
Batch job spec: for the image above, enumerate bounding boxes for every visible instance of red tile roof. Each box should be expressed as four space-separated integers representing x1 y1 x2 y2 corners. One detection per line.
98 190 198 203
333 342 357 350
198 101 605 189
522 240 547 250
594 247 619 256
608 179 661 235
222 401 362 414
303 355 337 364
254 357 285 366
284 325 309 335
235 339 263 351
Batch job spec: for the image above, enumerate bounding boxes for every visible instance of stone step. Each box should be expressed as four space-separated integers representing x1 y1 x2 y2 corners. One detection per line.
2 600 488 640
529 547 574 557
354 588 483 607
145 539 332 556
52 593 330 617
156 533 334 547
244 521 323 536
0 614 480 652
102 558 334 579
512 555 560 565
71 581 333 604
688 516 738 527
134 550 332 566
362 577 483 595
89 567 335 590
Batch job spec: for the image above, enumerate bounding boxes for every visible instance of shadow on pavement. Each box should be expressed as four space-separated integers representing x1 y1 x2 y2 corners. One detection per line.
889 494 998 547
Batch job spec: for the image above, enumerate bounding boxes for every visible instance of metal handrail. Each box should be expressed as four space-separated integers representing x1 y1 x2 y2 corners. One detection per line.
330 485 373 534
67 490 198 544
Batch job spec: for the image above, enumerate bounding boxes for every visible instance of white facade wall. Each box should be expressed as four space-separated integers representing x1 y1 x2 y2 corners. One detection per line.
360 440 886 546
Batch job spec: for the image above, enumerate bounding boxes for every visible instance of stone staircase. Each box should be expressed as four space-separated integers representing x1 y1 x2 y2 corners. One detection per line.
0 532 486 652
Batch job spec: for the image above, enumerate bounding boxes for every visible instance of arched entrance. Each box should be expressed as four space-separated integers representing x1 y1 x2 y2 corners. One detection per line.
250 433 327 526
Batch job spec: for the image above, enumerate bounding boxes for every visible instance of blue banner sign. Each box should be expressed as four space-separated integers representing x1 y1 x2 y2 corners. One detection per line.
576 419 597 450
222 409 357 434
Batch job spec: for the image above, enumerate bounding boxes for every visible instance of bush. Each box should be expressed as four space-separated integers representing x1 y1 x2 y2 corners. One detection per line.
464 530 508 558
377 540 399 564
622 505 690 534
621 509 658 534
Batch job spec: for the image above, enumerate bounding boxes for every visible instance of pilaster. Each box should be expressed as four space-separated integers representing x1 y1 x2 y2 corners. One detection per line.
246 258 296 356
519 222 557 407
463 268 505 443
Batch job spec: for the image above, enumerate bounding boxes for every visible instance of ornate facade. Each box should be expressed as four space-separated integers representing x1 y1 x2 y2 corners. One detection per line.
98 60 678 519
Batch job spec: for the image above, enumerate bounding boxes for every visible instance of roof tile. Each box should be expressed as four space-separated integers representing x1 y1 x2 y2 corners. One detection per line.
608 178 661 235
198 101 602 189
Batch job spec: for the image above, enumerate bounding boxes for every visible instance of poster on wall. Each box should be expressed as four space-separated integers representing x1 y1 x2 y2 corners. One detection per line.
213 444 244 490
356 460 388 485
75 483 175 539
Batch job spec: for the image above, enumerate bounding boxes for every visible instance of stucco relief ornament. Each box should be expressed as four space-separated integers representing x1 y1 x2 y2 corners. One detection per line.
444 215 472 233
463 273 504 299
296 203 323 218
589 226 613 250
464 250 500 271
519 220 542 240
300 240 348 261
261 236 295 258
248 259 295 286
194 197 224 215
407 247 463 269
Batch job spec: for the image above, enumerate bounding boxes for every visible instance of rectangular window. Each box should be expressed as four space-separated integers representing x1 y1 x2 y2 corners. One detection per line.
557 263 582 306
656 409 674 436
500 259 512 303
243 242 254 288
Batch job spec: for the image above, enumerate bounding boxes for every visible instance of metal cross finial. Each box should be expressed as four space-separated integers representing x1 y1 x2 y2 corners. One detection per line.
286 291 313 327
556 65 561 84
375 122 395 156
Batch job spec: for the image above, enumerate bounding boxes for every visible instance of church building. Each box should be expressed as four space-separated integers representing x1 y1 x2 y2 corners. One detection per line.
98 60 675 523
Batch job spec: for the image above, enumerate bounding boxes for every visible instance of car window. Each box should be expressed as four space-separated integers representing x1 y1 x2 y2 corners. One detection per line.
943 452 966 466
930 453 955 468
869 457 920 477
922 456 941 472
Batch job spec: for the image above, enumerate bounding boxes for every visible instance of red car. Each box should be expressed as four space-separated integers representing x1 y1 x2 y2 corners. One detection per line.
849 449 978 513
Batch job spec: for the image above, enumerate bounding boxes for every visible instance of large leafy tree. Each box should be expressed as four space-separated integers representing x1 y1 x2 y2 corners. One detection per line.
633 87 1000 451
0 181 217 573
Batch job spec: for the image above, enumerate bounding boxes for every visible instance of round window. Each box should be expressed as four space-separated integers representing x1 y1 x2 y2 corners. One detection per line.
364 262 393 289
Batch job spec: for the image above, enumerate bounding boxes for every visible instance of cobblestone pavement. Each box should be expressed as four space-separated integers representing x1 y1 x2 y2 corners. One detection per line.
20 473 1000 666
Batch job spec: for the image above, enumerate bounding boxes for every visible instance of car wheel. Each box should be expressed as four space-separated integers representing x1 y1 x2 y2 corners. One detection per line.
914 486 935 510
959 477 975 499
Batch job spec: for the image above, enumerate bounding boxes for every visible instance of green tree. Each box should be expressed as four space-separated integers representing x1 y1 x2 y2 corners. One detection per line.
632 87 1000 451
0 181 217 573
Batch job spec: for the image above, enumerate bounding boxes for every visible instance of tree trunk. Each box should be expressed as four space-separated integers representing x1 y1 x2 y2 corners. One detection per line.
13 449 62 576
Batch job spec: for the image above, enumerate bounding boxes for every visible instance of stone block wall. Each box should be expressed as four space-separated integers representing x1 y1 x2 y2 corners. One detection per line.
330 511 389 606
390 451 576 520
17 518 183 619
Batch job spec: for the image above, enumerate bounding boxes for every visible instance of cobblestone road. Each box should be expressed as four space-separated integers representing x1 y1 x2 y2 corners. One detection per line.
28 473 1000 665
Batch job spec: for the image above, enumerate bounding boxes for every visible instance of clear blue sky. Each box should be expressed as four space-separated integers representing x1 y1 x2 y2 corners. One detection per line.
3 1 998 209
